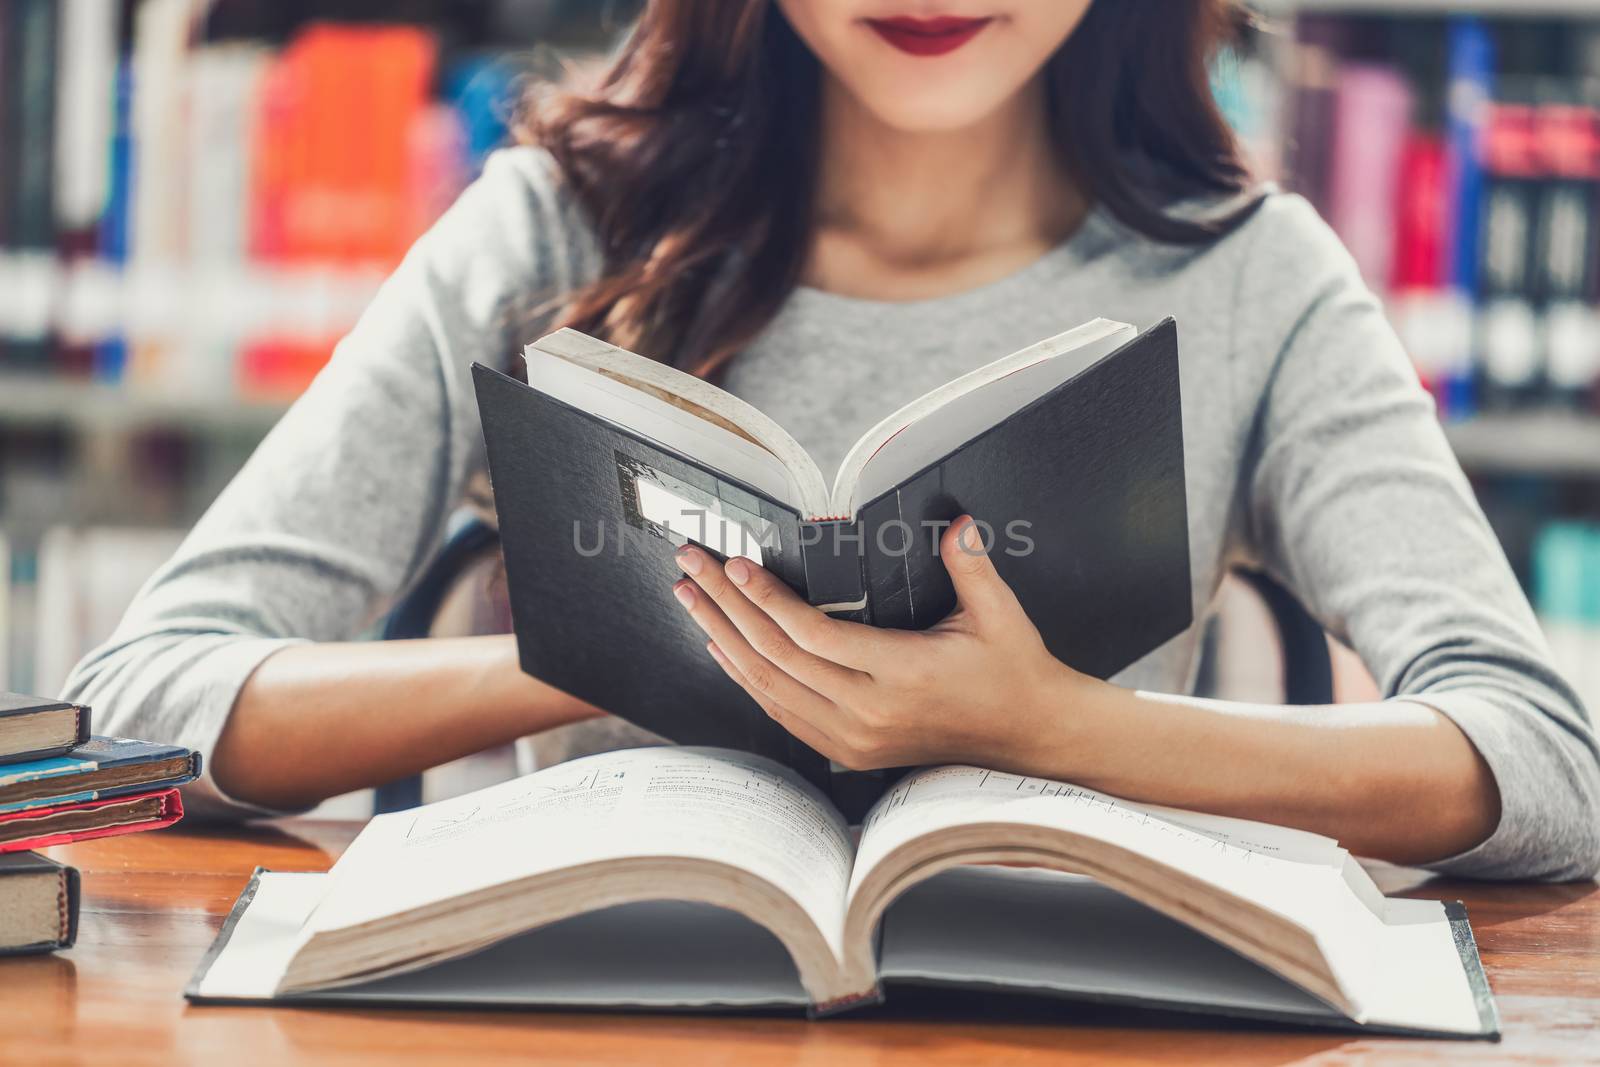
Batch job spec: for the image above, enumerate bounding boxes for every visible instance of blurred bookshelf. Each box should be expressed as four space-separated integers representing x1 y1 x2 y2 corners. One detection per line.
1254 1 1600 14
0 0 642 694
1231 0 1600 712
0 375 290 433
1444 411 1600 476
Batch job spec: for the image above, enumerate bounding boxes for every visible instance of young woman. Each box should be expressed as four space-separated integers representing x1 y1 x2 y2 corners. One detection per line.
65 0 1599 879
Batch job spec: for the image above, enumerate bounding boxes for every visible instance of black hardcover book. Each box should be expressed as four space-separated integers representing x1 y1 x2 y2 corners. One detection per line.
0 694 92 765
475 320 1190 810
0 0 12 370
0 851 80 955
3 0 56 370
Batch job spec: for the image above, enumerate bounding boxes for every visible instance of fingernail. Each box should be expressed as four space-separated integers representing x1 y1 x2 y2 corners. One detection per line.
726 557 751 585
673 581 695 608
960 517 985 554
676 546 702 575
706 640 724 662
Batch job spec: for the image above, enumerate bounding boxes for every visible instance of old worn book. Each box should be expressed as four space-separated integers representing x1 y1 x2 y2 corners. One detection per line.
0 736 201 813
188 747 1496 1038
0 787 184 853
474 320 1190 813
0 693 90 765
0 852 79 956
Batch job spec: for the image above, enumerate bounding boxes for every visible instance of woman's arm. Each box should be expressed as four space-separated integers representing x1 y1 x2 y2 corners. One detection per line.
1009 669 1502 866
210 636 602 810
61 148 600 817
670 525 1499 865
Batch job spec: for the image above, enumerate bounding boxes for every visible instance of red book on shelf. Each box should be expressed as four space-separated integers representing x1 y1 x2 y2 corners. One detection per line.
239 24 440 400
1391 132 1450 293
0 789 185 854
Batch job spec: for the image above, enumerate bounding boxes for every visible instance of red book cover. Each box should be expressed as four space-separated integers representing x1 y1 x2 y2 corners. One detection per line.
240 24 439 399
1392 133 1450 292
0 788 185 853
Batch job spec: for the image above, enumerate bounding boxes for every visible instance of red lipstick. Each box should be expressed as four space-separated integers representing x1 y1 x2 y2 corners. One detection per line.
865 15 993 57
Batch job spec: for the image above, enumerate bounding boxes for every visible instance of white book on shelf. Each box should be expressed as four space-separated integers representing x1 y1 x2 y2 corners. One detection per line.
131 0 197 269
34 527 186 698
54 0 120 230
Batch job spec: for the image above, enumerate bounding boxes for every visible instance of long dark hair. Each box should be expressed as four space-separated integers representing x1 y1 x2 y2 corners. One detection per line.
525 0 1258 378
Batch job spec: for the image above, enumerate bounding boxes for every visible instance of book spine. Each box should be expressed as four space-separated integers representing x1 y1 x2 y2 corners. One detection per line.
798 520 868 622
94 58 132 382
1284 16 1343 218
1532 95 1600 402
1328 64 1411 293
0 0 10 368
6 0 58 372
51 0 119 378
1477 97 1544 407
1441 16 1495 417
1448 19 1494 295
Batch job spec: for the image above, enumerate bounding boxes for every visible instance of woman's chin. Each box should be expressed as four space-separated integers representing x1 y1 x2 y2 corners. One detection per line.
843 84 1030 136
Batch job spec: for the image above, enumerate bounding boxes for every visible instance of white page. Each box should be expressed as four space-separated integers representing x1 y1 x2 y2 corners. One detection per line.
522 347 808 511
878 865 1334 1019
852 766 1484 1034
531 330 829 515
197 872 326 998
198 874 808 1007
299 748 856 962
833 319 1135 515
339 899 807 1007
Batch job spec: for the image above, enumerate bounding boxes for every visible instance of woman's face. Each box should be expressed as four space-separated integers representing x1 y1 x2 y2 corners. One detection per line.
775 0 1095 132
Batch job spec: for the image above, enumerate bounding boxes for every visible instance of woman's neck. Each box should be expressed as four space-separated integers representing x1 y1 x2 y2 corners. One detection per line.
806 74 1086 301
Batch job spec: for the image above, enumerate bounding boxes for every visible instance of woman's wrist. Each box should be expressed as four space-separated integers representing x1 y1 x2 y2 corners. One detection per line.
482 633 608 734
983 656 1122 782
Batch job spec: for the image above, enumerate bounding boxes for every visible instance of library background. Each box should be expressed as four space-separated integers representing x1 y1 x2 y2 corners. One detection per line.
3 0 1600 761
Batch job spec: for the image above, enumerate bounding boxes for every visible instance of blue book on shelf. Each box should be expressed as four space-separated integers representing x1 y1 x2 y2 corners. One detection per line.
1444 17 1494 419
446 54 516 175
0 736 200 814
1447 18 1493 295
94 59 134 383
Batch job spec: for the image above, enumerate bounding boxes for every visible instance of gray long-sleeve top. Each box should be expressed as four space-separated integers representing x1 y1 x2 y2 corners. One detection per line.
62 147 1600 879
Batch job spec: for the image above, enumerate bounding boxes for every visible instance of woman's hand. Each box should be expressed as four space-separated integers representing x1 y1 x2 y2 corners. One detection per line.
671 515 1091 772
671 515 1503 863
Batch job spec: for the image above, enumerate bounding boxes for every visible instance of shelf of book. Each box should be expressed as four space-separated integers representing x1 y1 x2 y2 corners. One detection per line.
0 377 289 435
1444 411 1600 477
1253 0 1600 15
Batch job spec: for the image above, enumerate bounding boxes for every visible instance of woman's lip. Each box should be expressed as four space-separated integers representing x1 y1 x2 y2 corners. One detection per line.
864 15 993 57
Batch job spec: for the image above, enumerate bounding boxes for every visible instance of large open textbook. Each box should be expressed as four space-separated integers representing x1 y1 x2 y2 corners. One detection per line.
188 748 1497 1038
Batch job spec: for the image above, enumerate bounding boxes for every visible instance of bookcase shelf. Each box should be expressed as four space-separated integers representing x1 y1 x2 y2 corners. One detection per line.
0 376 289 435
1444 412 1600 478
1251 0 1600 14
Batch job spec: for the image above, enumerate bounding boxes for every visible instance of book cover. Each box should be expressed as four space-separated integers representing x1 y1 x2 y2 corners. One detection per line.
476 322 1191 806
0 787 185 853
0 693 91 764
0 736 200 813
0 851 80 955
3 0 57 371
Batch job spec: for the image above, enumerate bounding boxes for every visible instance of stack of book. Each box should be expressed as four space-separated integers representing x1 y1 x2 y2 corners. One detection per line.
0 693 198 956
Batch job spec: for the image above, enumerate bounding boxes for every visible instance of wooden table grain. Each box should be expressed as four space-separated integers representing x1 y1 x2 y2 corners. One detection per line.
3 821 1597 1066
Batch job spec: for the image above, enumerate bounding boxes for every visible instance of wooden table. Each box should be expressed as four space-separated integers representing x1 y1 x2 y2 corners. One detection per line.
4 821 1598 1066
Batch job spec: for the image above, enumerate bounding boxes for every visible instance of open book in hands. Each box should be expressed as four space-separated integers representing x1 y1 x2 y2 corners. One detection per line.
188 747 1496 1038
472 320 1192 804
